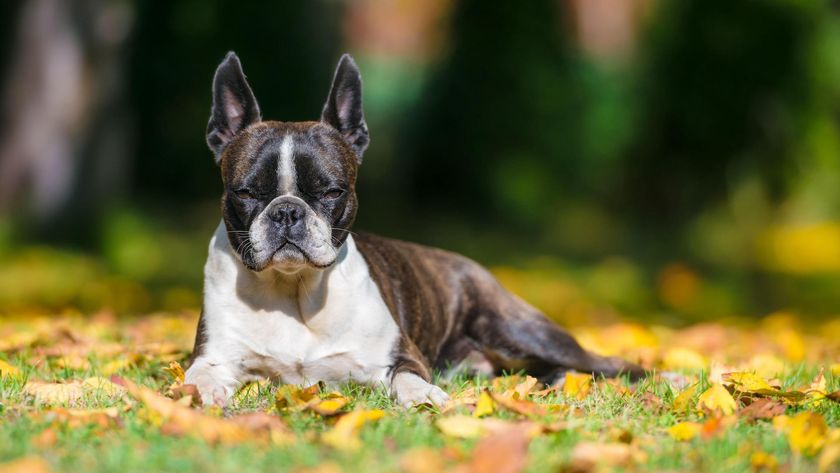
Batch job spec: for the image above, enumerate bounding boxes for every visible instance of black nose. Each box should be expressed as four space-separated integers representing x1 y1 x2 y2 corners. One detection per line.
268 201 304 226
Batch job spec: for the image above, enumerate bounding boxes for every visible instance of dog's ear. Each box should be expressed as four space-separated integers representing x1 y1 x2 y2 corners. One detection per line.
207 52 261 163
320 54 369 162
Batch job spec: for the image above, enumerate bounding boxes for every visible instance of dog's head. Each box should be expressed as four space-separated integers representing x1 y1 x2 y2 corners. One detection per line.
206 52 369 273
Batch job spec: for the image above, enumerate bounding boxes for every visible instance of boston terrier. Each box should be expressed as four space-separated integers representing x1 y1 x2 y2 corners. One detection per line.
184 52 645 407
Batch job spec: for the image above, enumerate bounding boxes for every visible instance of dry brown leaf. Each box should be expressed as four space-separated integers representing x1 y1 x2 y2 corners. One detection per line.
738 398 786 422
321 409 385 450
170 384 202 407
489 391 547 417
399 447 445 473
114 376 290 445
469 423 532 473
40 407 120 429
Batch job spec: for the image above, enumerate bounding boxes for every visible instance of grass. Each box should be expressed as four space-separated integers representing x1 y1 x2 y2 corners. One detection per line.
0 313 838 472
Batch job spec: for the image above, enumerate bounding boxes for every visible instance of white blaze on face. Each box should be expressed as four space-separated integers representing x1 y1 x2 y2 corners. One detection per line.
277 135 296 195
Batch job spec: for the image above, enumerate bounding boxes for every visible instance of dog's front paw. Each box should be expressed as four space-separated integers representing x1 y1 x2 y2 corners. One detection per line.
390 372 449 408
184 362 235 407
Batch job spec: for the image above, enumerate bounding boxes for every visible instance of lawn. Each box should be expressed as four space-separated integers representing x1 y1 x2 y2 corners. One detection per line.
0 312 838 473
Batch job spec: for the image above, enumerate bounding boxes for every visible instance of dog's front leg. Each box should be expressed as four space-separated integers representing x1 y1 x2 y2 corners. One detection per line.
184 357 242 407
387 338 449 407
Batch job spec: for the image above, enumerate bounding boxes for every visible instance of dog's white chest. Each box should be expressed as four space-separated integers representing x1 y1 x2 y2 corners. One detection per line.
199 223 399 386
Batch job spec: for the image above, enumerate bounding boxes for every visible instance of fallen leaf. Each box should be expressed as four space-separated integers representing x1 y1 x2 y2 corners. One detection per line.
738 398 785 422
170 384 202 407
114 376 289 444
0 359 21 379
23 381 84 405
667 422 702 441
787 411 827 456
162 361 185 383
0 456 50 473
562 372 592 400
41 407 120 429
306 397 349 416
569 442 636 470
473 390 495 418
697 383 737 415
750 451 779 472
489 392 547 417
470 423 532 473
507 375 539 399
700 415 736 439
436 415 487 439
275 383 320 410
321 409 385 450
82 376 125 397
673 382 700 412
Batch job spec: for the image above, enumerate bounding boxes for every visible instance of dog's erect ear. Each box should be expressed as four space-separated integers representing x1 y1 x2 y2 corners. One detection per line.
207 52 261 163
320 54 369 162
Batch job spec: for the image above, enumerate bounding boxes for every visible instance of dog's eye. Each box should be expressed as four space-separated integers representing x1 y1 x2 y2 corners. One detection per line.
234 189 254 199
323 189 344 200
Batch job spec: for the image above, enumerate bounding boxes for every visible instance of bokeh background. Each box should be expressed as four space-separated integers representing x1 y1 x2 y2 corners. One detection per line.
2 0 840 326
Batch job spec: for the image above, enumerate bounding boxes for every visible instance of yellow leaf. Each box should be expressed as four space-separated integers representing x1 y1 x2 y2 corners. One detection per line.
100 358 133 376
82 377 125 397
509 375 539 399
275 383 320 409
24 381 85 405
563 372 592 400
0 359 21 379
830 364 840 377
662 347 707 370
307 397 349 416
673 383 700 412
321 409 385 450
723 372 774 392
162 361 185 384
436 415 487 439
0 456 51 473
788 411 827 456
750 451 778 471
697 383 737 415
667 422 702 441
807 368 827 406
473 390 495 418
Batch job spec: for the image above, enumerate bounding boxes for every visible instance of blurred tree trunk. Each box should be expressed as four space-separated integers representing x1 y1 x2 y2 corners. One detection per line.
0 0 133 240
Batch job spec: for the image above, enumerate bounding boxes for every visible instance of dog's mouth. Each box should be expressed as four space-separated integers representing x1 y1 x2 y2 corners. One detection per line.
270 240 334 270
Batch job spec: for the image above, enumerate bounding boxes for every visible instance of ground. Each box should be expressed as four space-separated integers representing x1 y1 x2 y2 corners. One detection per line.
0 311 839 473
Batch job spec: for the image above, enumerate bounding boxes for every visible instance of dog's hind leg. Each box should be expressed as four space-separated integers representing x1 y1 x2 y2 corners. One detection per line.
465 288 646 382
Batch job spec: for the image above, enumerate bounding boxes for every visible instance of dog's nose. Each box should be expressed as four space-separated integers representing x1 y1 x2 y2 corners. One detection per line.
268 201 304 226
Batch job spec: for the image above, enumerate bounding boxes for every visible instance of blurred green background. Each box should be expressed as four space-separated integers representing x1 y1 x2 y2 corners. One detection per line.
2 0 840 325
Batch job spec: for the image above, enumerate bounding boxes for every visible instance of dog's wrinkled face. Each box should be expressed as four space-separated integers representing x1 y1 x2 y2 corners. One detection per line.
206 53 370 273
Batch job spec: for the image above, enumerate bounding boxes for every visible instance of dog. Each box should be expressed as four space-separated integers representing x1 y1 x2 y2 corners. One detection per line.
184 52 645 407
